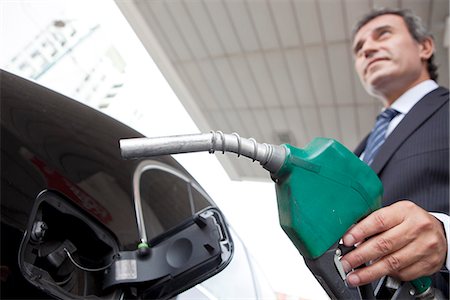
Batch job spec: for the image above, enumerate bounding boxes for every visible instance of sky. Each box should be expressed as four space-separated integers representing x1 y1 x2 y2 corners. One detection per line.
0 1 328 298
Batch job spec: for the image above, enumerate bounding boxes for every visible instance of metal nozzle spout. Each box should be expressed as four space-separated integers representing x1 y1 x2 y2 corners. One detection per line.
120 131 287 174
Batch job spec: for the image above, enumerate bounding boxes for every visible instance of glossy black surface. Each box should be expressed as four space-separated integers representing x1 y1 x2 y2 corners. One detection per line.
1 70 221 299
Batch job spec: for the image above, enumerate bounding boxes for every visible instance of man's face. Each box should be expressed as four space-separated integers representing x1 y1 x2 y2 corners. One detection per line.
352 14 431 100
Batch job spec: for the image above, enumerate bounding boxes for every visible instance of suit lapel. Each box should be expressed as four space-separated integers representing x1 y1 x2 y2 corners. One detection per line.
370 87 449 174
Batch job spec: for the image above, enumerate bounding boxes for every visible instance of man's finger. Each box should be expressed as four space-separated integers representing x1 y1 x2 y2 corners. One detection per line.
341 220 412 271
343 202 406 247
346 243 419 286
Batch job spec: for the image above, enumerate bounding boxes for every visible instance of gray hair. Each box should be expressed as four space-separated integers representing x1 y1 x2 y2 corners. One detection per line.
352 8 438 81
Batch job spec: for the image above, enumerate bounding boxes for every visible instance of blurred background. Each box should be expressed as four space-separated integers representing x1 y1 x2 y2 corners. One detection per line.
1 0 448 299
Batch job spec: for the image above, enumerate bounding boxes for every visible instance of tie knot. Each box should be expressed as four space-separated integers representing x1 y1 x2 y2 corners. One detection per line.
378 108 399 121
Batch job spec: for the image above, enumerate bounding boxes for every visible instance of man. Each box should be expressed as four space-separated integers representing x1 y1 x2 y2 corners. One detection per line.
339 8 449 296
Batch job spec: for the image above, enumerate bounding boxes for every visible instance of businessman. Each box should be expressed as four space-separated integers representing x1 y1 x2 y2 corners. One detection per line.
339 8 449 296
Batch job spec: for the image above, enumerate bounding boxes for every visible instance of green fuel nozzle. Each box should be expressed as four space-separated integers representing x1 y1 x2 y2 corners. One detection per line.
120 132 435 299
120 131 382 259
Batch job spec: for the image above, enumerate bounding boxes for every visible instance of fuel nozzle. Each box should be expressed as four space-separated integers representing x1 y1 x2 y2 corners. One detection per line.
120 131 383 258
120 131 286 174
120 131 388 300
120 131 383 260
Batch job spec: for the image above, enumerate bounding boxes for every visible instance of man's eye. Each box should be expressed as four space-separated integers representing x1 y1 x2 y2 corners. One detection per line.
379 30 391 37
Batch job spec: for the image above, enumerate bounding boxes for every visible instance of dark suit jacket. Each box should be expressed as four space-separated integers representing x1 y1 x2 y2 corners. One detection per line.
354 86 449 296
355 86 449 213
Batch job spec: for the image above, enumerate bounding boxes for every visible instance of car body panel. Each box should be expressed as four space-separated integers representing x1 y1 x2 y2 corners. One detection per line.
1 70 235 299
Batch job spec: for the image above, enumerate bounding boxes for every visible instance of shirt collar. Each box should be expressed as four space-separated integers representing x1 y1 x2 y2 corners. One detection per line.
390 80 439 115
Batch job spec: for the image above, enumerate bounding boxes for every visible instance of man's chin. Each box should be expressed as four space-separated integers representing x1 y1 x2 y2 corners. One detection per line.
363 75 395 102
365 72 394 92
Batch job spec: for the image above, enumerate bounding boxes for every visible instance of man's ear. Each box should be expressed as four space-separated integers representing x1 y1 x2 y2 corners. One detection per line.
419 37 435 60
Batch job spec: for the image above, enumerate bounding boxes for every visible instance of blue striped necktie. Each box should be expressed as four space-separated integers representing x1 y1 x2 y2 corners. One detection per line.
363 108 399 165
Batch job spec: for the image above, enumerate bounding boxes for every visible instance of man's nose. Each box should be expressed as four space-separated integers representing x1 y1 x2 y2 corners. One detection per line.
362 39 378 58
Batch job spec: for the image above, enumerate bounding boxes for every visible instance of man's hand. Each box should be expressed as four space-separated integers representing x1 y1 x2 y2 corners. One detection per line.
340 200 447 287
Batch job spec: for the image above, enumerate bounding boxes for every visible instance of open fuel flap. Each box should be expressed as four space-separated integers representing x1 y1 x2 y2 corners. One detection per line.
19 190 233 299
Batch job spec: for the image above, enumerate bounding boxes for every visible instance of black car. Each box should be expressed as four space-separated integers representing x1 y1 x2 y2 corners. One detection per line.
1 69 237 299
